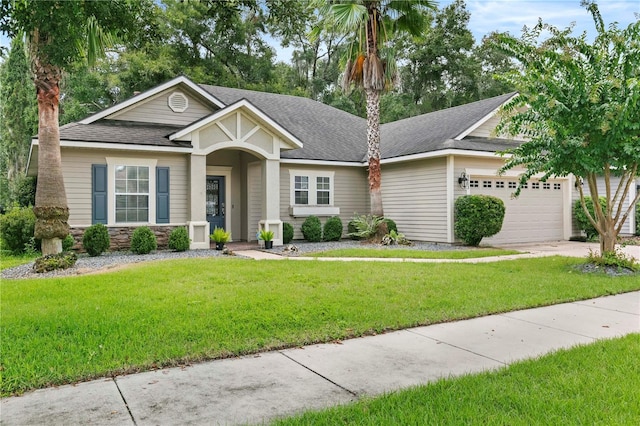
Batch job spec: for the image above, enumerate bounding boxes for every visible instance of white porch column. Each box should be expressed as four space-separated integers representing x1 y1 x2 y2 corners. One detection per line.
188 154 210 249
259 159 283 245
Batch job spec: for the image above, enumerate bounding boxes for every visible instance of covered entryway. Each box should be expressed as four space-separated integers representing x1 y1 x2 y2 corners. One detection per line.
169 99 303 249
468 175 568 245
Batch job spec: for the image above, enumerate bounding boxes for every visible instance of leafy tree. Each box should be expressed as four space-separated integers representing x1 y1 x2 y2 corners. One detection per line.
0 0 151 255
0 36 38 208
492 1 640 255
313 0 436 220
400 0 479 112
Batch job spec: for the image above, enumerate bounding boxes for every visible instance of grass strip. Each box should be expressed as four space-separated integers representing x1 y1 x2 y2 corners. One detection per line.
2 256 638 395
0 252 38 271
306 248 521 259
274 334 640 425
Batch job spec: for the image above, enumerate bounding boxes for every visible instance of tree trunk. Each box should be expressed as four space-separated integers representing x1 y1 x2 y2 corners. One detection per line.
32 58 69 256
365 87 384 218
599 225 618 255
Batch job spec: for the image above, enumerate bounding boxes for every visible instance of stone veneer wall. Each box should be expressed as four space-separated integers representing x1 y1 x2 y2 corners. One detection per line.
69 226 182 252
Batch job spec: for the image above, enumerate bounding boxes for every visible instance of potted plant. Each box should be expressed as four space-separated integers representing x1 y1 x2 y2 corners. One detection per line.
259 229 274 249
210 227 231 250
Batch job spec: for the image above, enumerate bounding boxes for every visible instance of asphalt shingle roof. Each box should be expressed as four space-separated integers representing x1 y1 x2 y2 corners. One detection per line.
200 85 367 162
59 121 189 148
379 92 517 159
58 82 519 162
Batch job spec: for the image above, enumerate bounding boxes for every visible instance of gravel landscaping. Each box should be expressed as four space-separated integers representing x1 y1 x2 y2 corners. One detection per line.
2 240 466 280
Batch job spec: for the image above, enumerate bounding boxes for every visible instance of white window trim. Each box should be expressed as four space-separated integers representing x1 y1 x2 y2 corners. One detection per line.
288 169 339 217
106 157 158 226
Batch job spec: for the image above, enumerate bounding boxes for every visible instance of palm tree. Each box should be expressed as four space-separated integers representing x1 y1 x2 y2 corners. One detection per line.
1 1 146 255
315 0 436 218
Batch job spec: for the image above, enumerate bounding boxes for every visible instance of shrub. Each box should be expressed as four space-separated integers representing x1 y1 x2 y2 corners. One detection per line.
301 216 322 242
587 248 638 271
33 252 77 273
283 222 294 244
62 234 75 251
323 216 343 241
130 226 157 254
210 227 231 243
168 227 190 252
454 195 505 246
347 220 360 240
382 230 412 246
384 218 398 234
574 196 607 240
635 205 640 236
0 206 37 254
83 224 110 257
348 214 385 240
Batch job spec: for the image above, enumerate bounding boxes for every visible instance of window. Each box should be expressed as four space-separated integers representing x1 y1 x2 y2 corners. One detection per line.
554 183 561 190
469 180 479 188
105 157 158 226
496 181 505 189
115 165 149 222
543 182 551 190
289 170 338 217
532 182 540 189
483 180 492 188
317 177 330 205
295 176 309 205
508 181 517 189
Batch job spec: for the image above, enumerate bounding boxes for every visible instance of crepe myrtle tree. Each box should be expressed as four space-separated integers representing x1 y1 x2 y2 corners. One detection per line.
0 0 151 255
311 0 436 221
491 1 640 256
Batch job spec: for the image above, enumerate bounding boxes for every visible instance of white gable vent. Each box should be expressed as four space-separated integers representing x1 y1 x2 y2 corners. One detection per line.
168 91 189 113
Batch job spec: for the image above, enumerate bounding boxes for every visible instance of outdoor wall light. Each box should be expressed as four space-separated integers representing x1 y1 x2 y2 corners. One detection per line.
458 171 469 189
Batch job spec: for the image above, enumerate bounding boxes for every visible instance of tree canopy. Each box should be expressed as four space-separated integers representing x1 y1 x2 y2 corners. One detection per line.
492 1 640 254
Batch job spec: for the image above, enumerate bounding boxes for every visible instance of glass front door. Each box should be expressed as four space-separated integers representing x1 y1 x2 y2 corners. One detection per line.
206 176 226 231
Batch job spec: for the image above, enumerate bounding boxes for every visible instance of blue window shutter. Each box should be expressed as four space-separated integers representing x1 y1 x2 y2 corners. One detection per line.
156 167 170 224
92 164 108 224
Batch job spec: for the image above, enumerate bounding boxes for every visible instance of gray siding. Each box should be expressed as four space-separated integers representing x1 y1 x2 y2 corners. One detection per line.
108 90 214 126
577 176 636 235
280 165 369 240
247 162 262 240
61 148 189 226
381 158 448 243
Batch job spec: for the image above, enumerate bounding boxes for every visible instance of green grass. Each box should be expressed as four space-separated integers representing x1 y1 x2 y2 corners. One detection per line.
306 248 521 259
274 334 640 425
0 251 38 270
2 256 639 396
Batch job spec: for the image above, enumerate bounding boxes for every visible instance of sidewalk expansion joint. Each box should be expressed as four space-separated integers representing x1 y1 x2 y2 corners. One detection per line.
406 329 508 367
114 378 138 426
278 352 359 397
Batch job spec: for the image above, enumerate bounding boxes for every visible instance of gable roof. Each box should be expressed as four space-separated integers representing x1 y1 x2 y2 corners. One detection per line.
79 76 225 125
169 98 303 150
379 92 518 160
52 74 520 165
200 85 368 162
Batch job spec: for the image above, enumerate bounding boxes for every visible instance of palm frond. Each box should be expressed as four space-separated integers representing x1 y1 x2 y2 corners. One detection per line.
329 2 367 35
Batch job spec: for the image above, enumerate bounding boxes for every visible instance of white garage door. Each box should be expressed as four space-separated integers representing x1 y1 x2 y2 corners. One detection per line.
469 177 565 245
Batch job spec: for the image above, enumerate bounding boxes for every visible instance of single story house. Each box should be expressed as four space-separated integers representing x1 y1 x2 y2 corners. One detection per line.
27 76 637 249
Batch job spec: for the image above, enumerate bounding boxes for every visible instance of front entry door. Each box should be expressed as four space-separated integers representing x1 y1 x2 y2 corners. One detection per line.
206 176 226 231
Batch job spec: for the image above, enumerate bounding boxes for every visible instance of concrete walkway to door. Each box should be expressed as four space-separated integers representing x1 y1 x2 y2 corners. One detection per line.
236 240 640 262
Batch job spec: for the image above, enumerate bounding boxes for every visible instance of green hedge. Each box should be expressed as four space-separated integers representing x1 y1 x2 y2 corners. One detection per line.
301 216 322 242
0 206 37 254
323 216 343 241
130 226 157 254
82 224 110 257
574 196 607 240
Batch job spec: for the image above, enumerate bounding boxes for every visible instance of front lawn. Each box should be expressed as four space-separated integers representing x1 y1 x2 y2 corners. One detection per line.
306 248 520 259
274 334 640 425
2 256 639 396
0 251 38 271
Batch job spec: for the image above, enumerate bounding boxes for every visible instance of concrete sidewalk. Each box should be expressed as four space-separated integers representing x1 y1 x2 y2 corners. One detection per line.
237 240 640 262
2 291 638 426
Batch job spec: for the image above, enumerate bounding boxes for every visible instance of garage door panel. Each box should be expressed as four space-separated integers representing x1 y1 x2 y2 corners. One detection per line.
469 178 565 245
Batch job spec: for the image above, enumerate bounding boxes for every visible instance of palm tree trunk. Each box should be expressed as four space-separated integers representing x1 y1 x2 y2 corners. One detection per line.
365 87 384 217
32 59 69 255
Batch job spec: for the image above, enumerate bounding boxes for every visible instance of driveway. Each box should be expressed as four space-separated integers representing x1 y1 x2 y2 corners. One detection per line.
497 240 640 259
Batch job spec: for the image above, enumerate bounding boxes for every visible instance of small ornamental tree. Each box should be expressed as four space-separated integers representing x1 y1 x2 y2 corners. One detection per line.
491 1 640 256
454 195 505 246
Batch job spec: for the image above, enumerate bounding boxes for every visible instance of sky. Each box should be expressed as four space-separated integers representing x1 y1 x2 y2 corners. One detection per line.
1 1 638 63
